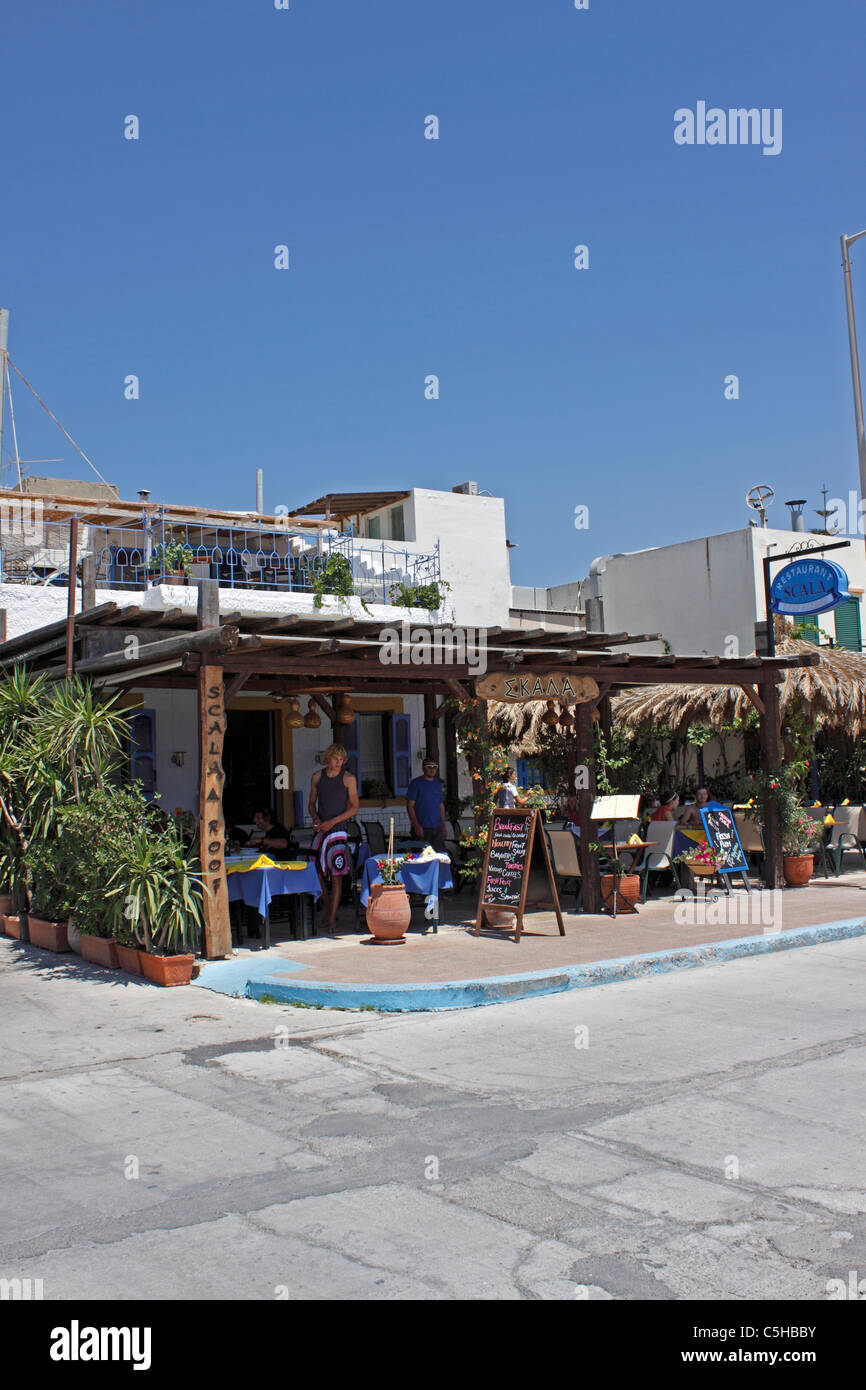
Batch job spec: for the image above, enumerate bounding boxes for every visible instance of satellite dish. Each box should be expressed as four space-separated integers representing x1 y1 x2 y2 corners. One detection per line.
746 484 775 527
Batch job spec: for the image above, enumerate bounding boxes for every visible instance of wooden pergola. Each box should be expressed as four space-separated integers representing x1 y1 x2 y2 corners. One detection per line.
0 580 819 955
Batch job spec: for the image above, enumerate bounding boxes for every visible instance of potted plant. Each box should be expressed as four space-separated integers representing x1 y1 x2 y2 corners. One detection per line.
103 823 203 985
366 855 411 942
148 538 194 585
388 579 451 611
593 844 641 913
781 809 819 887
311 552 373 615
674 842 720 881
23 840 74 952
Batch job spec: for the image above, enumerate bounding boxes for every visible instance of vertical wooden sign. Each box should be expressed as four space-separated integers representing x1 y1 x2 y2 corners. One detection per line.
199 664 232 958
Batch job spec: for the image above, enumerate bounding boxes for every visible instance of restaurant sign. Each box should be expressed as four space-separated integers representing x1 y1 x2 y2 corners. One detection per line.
769 558 851 616
475 672 599 704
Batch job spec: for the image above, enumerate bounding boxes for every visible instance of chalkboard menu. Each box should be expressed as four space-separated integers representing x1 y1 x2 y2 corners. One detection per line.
482 811 532 905
475 808 564 941
700 805 749 874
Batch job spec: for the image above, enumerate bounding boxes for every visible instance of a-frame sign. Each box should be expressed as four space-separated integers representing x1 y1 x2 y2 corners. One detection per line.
474 807 565 942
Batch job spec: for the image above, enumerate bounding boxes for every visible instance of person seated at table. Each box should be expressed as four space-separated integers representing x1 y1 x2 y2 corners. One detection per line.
309 744 359 935
679 786 711 828
651 789 680 821
247 809 292 853
407 758 449 851
495 767 531 811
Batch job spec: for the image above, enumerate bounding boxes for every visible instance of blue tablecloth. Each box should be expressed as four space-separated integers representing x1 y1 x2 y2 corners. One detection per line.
227 861 322 918
360 857 453 907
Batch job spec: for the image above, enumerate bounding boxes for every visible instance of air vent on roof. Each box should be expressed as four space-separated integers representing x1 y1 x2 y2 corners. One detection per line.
452 481 478 495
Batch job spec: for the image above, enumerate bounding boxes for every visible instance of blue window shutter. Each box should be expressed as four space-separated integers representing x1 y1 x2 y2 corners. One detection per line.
342 715 361 783
130 710 156 800
391 713 411 795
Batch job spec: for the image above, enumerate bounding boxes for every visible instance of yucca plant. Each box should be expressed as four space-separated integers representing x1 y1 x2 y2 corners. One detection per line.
103 822 203 956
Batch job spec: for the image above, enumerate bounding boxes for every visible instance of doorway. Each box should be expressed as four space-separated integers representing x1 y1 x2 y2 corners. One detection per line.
222 710 277 828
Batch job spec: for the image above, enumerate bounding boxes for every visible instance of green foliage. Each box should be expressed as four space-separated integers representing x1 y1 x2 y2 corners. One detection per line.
389 579 450 610
312 553 373 615
102 819 203 955
148 538 194 575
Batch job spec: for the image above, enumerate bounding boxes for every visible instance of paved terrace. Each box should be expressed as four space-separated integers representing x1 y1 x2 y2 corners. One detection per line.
208 872 866 991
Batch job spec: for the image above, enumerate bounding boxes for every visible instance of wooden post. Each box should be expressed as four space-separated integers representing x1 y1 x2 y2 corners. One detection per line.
575 700 600 912
196 577 220 631
0 610 6 645
198 663 232 957
423 690 439 764
758 677 784 889
443 701 460 828
81 552 97 612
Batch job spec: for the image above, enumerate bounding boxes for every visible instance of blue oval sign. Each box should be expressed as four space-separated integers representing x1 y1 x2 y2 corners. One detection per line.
770 558 851 615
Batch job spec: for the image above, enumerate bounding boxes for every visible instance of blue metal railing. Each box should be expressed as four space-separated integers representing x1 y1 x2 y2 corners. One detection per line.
0 510 442 607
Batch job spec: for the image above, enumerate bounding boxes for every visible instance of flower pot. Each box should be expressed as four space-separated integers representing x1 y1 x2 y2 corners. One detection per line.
79 934 120 969
139 952 194 987
600 874 641 913
783 853 814 887
116 945 144 975
365 883 411 942
27 916 70 953
2 914 22 939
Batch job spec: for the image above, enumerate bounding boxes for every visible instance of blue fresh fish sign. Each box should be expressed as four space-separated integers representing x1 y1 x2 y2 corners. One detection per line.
769 558 851 615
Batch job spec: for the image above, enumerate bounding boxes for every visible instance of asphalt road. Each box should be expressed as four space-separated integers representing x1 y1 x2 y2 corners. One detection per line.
1 934 865 1301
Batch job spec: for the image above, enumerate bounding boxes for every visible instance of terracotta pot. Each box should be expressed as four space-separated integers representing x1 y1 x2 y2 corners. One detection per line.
139 952 194 987
0 894 13 917
2 914 22 939
600 874 641 913
27 916 70 953
366 883 411 942
783 853 814 887
116 945 144 975
79 935 120 969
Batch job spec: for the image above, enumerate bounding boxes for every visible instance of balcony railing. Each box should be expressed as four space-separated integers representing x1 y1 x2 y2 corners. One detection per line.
0 512 442 608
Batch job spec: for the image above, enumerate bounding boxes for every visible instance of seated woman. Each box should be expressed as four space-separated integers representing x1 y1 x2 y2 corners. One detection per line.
651 789 680 822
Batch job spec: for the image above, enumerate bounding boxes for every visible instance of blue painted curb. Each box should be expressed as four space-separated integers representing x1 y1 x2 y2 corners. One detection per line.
193 916 866 1012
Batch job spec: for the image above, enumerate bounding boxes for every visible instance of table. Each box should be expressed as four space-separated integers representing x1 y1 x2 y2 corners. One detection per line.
360 856 453 933
226 856 322 948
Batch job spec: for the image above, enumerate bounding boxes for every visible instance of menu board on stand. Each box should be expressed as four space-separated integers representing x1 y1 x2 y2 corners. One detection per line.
474 807 564 942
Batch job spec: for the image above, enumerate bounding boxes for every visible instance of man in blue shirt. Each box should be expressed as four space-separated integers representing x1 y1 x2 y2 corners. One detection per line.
407 758 448 851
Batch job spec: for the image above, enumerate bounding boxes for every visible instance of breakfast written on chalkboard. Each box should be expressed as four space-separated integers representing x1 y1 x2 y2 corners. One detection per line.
475 807 565 941
483 812 532 906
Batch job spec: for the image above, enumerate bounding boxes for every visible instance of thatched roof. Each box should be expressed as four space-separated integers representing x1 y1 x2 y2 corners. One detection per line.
611 638 866 737
488 638 866 750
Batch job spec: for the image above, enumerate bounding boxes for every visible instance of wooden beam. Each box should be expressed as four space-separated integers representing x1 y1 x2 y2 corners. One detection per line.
739 685 766 716
223 672 249 704
196 579 220 631
74 624 242 676
312 692 337 722
198 663 232 958
575 701 600 913
81 553 97 612
0 611 5 645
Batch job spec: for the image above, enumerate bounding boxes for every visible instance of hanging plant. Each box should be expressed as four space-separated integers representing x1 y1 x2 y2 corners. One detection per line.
389 579 451 611
312 553 372 616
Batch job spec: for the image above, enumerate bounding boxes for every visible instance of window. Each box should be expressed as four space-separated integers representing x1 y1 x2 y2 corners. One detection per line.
129 710 156 800
389 505 405 541
366 514 381 539
341 711 411 798
834 598 862 651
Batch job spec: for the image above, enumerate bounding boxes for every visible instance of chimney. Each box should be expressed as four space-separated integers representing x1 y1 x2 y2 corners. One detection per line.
784 499 806 532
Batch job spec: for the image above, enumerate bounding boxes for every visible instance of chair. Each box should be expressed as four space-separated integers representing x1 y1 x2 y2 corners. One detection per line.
362 820 387 854
545 830 582 911
633 822 680 903
827 806 866 875
734 814 765 874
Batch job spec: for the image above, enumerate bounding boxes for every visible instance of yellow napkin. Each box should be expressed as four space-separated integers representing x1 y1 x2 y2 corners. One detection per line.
842 798 851 806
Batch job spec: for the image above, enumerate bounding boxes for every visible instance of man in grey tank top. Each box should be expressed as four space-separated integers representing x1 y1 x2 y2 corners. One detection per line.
309 744 359 934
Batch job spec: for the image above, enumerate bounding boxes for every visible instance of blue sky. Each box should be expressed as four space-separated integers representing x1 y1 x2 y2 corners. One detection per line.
2 0 865 587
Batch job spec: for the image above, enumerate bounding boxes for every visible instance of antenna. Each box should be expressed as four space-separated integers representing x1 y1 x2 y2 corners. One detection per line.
746 484 775 527
814 484 839 535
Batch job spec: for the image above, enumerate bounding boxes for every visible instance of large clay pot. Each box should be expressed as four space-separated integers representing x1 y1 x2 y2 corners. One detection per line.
600 874 641 913
2 914 22 938
0 894 13 917
783 854 814 887
27 916 70 953
139 952 194 986
79 935 120 969
366 884 411 942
